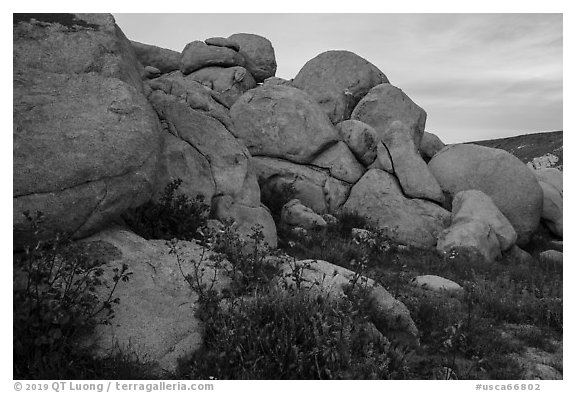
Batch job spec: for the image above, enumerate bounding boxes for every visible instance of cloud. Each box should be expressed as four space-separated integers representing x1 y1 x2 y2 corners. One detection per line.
113 13 562 143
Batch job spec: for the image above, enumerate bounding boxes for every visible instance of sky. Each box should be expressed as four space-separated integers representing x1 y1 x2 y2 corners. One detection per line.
113 13 562 144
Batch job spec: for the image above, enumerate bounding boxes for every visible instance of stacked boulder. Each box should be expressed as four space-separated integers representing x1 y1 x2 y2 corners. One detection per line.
531 167 563 238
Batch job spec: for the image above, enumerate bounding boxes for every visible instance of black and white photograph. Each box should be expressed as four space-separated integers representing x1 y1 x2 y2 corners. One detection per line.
10 3 567 388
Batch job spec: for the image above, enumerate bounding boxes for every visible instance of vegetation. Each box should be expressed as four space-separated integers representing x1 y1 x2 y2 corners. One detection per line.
14 181 562 380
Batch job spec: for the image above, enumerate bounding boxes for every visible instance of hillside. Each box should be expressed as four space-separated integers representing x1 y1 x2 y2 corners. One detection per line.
470 131 563 170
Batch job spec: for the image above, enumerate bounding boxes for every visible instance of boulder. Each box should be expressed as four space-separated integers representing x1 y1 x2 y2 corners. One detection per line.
335 120 378 166
410 275 463 293
532 167 562 195
292 50 389 124
211 195 278 249
230 85 340 163
538 181 563 237
146 71 233 130
14 14 162 248
352 83 427 148
227 33 277 83
148 91 256 205
205 36 240 51
367 142 394 173
187 66 256 108
80 227 231 374
437 218 501 262
131 40 180 74
276 259 419 347
252 156 351 214
451 190 517 251
155 132 216 202
280 199 327 230
342 169 451 248
311 142 366 183
179 40 244 75
14 14 143 93
420 131 445 162
538 250 563 264
379 121 444 203
429 144 543 245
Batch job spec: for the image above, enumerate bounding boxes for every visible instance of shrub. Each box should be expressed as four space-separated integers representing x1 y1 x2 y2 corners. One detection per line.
122 179 210 242
260 182 297 224
13 211 132 379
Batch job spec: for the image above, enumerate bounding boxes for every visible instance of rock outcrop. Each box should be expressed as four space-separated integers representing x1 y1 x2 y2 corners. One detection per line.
14 13 162 248
429 144 543 245
292 50 389 124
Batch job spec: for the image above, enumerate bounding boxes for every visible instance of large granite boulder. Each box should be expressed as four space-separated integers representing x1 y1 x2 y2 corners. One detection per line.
532 167 562 195
230 85 340 163
292 50 389 124
81 227 231 374
131 40 180 74
180 40 244 75
335 120 378 166
352 83 427 147
450 190 517 251
437 190 517 262
342 169 451 248
227 33 277 83
14 14 162 248
187 66 256 108
428 144 543 245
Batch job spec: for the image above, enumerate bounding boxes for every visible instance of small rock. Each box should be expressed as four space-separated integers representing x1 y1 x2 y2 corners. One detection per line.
410 275 463 293
281 199 327 230
205 36 240 52
538 250 562 264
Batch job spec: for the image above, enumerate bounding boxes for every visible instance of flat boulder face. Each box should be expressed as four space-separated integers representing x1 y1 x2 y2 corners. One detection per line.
352 83 427 147
230 85 340 164
131 40 180 73
228 33 277 83
428 144 543 245
14 14 162 248
451 190 517 251
342 169 451 248
187 66 256 108
81 227 231 374
380 121 444 203
292 50 389 124
180 40 244 75
335 120 378 166
532 167 562 195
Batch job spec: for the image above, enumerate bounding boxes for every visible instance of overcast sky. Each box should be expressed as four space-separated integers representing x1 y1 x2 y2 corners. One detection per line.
113 13 562 143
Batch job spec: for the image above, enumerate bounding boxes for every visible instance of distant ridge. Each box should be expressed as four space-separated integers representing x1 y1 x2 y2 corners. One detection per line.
469 131 563 169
